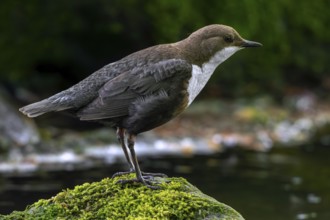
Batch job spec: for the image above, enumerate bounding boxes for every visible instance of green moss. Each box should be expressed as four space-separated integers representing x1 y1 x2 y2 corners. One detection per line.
0 174 243 220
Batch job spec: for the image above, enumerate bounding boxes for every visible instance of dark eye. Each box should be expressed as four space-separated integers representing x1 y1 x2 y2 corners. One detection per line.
224 35 233 43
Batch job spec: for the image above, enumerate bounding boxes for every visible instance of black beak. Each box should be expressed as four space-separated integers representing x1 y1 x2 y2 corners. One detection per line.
241 39 262 48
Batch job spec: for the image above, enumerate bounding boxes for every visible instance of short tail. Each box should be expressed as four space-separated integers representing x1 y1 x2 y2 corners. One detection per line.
19 99 54 117
19 93 74 118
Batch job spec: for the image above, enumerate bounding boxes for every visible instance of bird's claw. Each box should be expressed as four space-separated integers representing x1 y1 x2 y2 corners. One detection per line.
112 171 168 178
112 170 168 189
141 172 168 178
117 177 161 190
112 170 135 178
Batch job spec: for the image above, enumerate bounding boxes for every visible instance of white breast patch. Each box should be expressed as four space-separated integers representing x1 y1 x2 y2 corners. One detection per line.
187 46 242 105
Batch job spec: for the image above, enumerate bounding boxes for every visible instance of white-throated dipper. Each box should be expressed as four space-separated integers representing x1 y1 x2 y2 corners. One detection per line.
20 24 262 189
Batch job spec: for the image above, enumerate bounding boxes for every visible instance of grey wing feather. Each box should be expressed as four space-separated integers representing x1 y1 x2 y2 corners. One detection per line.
77 59 191 121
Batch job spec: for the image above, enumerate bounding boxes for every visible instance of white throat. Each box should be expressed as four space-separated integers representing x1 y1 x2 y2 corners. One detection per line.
187 46 242 105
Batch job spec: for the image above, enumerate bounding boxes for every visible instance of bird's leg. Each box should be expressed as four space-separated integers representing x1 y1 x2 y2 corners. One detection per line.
112 128 135 178
117 133 160 189
127 134 143 181
117 127 134 170
112 128 167 179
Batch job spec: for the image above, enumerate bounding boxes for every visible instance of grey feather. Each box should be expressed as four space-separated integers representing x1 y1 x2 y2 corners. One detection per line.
77 59 191 121
19 91 74 117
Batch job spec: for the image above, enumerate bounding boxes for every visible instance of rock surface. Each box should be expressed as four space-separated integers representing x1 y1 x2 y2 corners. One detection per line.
0 175 244 220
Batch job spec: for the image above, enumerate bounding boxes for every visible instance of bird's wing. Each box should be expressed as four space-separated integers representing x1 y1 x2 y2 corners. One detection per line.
77 59 192 120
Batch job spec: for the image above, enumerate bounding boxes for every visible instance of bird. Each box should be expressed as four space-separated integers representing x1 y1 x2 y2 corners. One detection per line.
19 24 262 189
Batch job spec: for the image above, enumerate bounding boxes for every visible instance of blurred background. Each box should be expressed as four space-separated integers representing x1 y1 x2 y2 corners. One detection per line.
0 0 330 219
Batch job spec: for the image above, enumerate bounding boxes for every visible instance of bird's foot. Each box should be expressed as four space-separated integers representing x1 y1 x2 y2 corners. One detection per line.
117 176 163 190
112 170 134 178
112 171 168 178
142 172 168 178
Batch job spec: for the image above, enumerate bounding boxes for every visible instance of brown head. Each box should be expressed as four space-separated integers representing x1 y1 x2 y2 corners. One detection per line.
177 24 262 65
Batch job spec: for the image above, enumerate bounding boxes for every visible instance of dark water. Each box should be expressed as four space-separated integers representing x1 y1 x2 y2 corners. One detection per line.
0 146 329 220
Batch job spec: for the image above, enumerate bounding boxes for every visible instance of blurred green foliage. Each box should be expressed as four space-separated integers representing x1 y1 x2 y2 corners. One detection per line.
0 0 329 97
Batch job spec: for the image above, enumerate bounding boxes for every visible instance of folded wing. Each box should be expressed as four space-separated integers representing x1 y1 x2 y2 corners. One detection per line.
77 59 192 121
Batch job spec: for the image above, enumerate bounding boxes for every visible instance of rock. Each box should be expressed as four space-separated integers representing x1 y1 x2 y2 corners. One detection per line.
0 175 244 220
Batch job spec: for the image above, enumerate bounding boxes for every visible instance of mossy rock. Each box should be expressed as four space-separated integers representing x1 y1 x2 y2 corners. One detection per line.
0 174 244 220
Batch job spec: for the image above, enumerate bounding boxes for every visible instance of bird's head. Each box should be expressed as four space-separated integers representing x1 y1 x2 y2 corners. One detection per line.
180 24 262 66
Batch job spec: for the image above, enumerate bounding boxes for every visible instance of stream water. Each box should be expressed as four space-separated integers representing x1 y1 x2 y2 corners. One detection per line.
0 146 329 220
